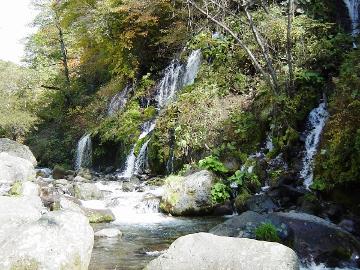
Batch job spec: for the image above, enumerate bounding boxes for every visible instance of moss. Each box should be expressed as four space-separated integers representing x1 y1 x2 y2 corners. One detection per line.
10 259 40 270
10 182 23 196
88 213 114 223
255 222 281 243
234 190 251 213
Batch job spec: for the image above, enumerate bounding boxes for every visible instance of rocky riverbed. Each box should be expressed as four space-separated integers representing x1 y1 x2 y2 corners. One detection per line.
1 138 360 270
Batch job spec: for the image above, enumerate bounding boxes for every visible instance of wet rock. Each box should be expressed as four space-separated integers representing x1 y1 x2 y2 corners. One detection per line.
77 168 92 180
52 165 67 180
212 201 234 216
95 228 122 238
0 153 36 184
210 211 360 267
35 168 52 178
246 194 278 214
145 233 299 270
0 138 37 166
160 170 217 216
82 208 115 223
74 182 103 200
338 219 356 234
74 175 91 183
0 210 94 270
122 181 136 192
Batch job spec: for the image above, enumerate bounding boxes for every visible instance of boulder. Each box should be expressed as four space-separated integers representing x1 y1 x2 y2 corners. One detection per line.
0 153 36 184
58 196 84 214
0 138 37 166
210 211 360 267
9 181 40 197
74 183 103 200
94 228 122 238
52 166 67 180
145 233 299 270
245 194 278 214
77 168 92 180
0 196 44 238
0 210 94 270
160 170 217 216
82 208 115 223
74 175 90 183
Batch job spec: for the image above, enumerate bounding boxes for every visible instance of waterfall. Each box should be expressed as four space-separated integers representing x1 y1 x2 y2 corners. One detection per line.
156 49 202 109
182 49 202 87
300 102 329 189
117 121 156 179
117 50 202 179
156 61 183 108
344 0 360 37
75 134 92 170
135 139 151 175
107 85 132 116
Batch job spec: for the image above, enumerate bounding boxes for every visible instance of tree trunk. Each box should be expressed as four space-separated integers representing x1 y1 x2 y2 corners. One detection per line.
286 0 295 95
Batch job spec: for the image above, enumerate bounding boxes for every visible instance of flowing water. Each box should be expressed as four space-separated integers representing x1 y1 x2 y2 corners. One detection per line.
117 121 156 179
300 102 329 189
117 50 202 179
344 0 360 37
108 85 132 116
82 181 225 269
75 134 92 170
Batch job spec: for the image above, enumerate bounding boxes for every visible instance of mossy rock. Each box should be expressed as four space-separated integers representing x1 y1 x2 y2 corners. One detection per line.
83 208 115 223
234 191 251 213
9 182 23 196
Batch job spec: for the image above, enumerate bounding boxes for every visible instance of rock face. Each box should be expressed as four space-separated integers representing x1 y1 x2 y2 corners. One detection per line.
160 170 217 216
0 152 36 184
0 210 94 270
210 211 360 267
0 138 37 166
145 233 299 270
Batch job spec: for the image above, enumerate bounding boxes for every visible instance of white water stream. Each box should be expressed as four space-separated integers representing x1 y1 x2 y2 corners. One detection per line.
75 134 92 170
300 102 329 189
117 50 202 179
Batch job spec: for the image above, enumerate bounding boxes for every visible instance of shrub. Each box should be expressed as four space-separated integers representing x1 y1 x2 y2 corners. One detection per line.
211 182 231 204
228 170 261 192
255 222 281 243
199 156 229 175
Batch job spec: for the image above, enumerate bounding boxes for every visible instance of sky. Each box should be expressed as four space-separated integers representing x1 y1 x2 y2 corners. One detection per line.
0 0 38 64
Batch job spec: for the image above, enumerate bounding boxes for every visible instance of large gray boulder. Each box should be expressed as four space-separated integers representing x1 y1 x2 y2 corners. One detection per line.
145 233 299 270
0 152 36 184
160 170 217 216
210 211 360 267
0 138 37 166
0 196 44 238
0 210 94 270
74 182 103 200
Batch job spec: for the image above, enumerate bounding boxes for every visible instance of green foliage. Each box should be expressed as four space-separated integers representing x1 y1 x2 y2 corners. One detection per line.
255 223 281 243
211 182 231 204
314 50 360 191
228 170 261 193
199 156 229 175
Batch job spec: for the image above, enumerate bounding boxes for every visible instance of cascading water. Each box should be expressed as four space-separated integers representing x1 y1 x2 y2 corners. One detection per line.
107 85 132 116
182 49 202 87
157 61 183 108
117 50 202 179
300 102 329 189
75 134 92 170
157 49 202 108
135 139 151 175
117 121 156 179
344 0 360 37
81 181 167 223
